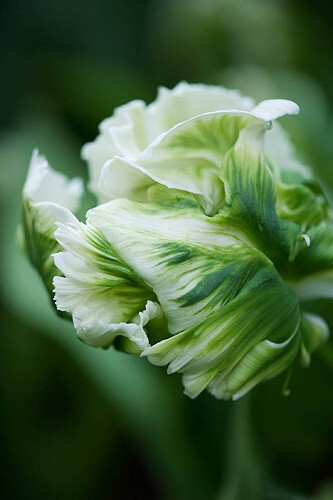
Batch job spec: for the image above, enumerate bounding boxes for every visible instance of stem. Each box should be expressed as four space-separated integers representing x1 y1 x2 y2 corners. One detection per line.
217 395 263 500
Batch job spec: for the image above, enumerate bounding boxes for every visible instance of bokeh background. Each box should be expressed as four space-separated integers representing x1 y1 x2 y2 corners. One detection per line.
1 1 333 499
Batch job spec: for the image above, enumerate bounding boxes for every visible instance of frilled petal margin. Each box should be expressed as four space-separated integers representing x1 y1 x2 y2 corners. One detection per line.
87 197 305 399
144 290 301 401
22 150 83 294
99 99 299 215
53 218 161 351
82 82 255 201
87 197 244 334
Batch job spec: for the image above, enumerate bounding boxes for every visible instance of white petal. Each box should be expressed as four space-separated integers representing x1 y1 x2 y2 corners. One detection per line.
264 122 312 182
22 151 83 295
251 99 299 121
72 300 160 350
23 149 83 211
82 82 255 201
53 216 159 349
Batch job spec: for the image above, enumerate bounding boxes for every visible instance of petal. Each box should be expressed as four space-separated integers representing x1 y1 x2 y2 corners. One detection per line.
209 329 301 401
23 149 83 211
251 98 299 121
53 217 160 350
252 100 313 184
88 197 300 400
87 197 252 335
22 151 83 295
99 157 155 202
289 223 333 300
86 194 327 400
143 259 300 400
99 111 258 214
71 300 160 352
82 83 254 200
264 122 312 183
146 81 255 132
99 98 301 215
299 312 329 367
219 122 302 266
83 83 303 212
81 100 147 200
84 82 255 206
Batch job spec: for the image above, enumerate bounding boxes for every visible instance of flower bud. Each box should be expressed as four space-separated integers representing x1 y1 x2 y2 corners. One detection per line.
21 83 331 399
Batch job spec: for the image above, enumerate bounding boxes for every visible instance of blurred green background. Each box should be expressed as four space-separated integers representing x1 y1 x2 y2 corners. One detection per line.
1 1 333 499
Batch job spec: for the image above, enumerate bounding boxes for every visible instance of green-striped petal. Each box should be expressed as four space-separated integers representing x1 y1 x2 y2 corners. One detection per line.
219 122 306 269
22 150 83 296
99 111 255 215
87 197 253 334
82 82 255 201
138 247 301 400
86 197 306 399
99 100 299 215
53 217 160 350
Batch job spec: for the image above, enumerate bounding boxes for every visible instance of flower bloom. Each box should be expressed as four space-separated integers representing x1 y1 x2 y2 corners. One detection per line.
22 83 332 400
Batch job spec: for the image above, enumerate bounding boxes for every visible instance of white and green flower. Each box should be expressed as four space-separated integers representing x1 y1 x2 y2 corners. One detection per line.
21 83 332 400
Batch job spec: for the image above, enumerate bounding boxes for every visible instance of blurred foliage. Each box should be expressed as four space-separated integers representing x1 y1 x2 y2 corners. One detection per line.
0 0 332 499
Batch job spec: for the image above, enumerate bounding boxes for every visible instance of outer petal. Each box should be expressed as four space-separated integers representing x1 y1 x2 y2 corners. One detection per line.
23 149 83 210
146 285 301 400
22 150 83 294
53 217 160 350
87 197 302 400
87 197 251 334
208 328 301 401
